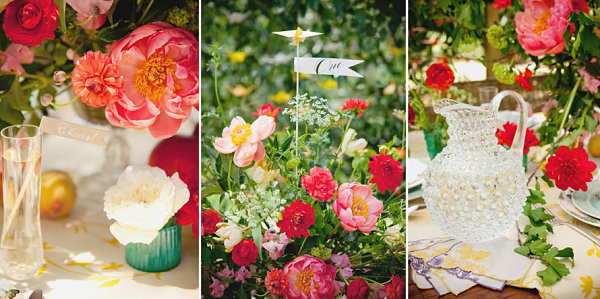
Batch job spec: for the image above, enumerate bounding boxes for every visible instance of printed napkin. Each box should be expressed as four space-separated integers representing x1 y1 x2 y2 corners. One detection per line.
409 236 533 296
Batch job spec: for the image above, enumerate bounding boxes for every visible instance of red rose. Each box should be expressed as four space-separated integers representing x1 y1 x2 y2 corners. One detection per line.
425 63 454 91
201 210 222 236
493 0 511 9
301 167 338 202
545 146 596 191
3 0 59 46
341 98 369 116
495 122 539 154
369 154 404 194
347 278 370 299
572 0 589 13
253 103 283 122
384 276 406 299
408 105 415 124
276 200 315 239
516 68 533 91
232 239 258 267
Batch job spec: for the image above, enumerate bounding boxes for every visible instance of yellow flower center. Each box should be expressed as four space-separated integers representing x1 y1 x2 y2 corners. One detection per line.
533 9 551 35
295 269 317 295
351 196 369 219
231 123 252 146
133 50 182 104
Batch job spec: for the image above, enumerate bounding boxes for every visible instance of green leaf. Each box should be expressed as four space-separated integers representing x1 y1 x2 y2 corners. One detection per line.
529 240 552 256
53 0 66 33
529 207 554 223
5 78 33 111
514 246 530 256
527 189 546 205
201 238 212 266
96 20 132 43
581 28 600 58
537 267 560 286
541 175 555 188
556 247 574 259
0 99 24 125
545 256 570 277
0 71 15 91
251 226 262 260
529 226 548 239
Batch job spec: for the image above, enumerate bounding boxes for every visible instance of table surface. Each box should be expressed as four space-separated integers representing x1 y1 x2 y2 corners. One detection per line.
0 105 199 298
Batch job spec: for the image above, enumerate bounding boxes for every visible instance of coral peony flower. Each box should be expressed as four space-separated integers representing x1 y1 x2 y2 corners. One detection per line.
235 266 251 283
341 98 369 116
265 268 287 296
493 0 511 9
214 116 276 167
384 276 406 299
66 0 114 30
369 154 404 194
347 278 370 299
232 239 258 267
262 229 291 260
71 51 123 108
516 68 533 91
330 253 353 280
0 43 34 75
106 22 199 138
253 103 283 122
215 222 243 252
545 146 596 191
3 0 58 46
277 200 315 239
579 66 600 95
426 63 454 91
201 210 222 236
301 167 338 202
209 277 228 298
283 255 338 298
495 122 539 154
103 166 189 245
515 0 573 56
251 160 279 185
333 183 383 233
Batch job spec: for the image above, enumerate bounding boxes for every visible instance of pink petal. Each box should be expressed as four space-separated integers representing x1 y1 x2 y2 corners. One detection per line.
253 142 265 162
233 142 258 167
251 116 276 140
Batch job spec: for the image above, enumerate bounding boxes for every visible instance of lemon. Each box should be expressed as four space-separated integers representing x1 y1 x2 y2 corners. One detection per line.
40 171 77 219
589 134 600 158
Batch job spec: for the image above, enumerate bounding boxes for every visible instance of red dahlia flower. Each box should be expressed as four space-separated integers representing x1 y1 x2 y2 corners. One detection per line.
341 98 369 116
495 122 539 154
301 167 338 202
347 278 370 299
276 200 315 239
264 268 287 296
425 63 454 91
515 68 533 91
3 0 58 46
231 239 258 267
200 210 222 236
253 103 283 122
545 146 597 191
368 154 404 194
384 276 406 299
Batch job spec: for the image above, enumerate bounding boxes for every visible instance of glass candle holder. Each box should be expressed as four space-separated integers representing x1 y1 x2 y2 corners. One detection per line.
0 125 43 280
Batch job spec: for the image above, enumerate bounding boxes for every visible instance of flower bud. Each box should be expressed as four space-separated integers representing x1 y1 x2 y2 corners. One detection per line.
40 94 53 106
379 146 391 155
53 71 66 84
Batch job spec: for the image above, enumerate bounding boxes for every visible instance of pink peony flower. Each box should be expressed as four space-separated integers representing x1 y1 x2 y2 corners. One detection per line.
283 255 338 298
66 0 114 30
0 43 34 75
329 253 353 280
106 22 199 138
515 0 572 56
579 66 600 95
261 229 291 260
301 167 338 201
214 116 276 167
333 183 383 234
71 51 123 108
235 266 251 283
209 277 228 298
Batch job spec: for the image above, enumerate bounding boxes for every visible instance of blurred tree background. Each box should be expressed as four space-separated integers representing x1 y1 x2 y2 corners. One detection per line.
201 0 405 149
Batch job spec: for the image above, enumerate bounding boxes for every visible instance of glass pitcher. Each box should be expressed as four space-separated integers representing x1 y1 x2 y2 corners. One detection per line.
422 90 529 243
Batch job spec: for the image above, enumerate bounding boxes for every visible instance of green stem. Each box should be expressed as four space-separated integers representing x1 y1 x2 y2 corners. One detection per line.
227 158 233 191
50 95 79 107
137 0 155 25
576 103 592 147
557 77 582 135
298 237 308 255
325 222 341 242
213 60 226 127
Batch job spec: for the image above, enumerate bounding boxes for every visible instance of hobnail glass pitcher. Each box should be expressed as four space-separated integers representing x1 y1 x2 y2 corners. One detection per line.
422 90 529 243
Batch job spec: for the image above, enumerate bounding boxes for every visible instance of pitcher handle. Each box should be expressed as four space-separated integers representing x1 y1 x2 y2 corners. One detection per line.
490 90 528 156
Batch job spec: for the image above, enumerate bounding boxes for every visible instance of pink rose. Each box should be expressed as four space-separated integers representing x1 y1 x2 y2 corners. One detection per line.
301 167 338 201
106 22 199 138
261 229 291 260
213 116 276 167
0 43 34 75
515 0 572 56
283 255 338 299
333 183 383 234
66 0 114 30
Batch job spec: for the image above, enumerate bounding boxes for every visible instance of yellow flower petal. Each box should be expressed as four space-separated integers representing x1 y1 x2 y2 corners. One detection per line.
228 51 248 63
227 84 256 97
269 90 293 104
318 78 338 89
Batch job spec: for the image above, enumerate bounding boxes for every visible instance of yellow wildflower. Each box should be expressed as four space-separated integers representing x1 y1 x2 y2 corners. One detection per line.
390 46 402 57
269 90 292 104
228 51 247 63
226 84 256 97
318 78 338 89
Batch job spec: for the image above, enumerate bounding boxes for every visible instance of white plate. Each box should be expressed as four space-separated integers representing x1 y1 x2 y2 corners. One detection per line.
559 191 600 228
571 183 600 219
406 158 428 189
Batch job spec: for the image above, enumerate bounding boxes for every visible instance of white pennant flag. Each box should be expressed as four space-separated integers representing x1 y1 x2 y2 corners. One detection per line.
294 57 363 78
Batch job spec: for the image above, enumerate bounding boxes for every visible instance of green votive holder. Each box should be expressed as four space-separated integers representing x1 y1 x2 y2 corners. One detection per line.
125 224 181 272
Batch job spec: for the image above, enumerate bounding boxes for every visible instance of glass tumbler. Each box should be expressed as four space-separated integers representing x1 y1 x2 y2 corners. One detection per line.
479 86 499 104
0 125 43 280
